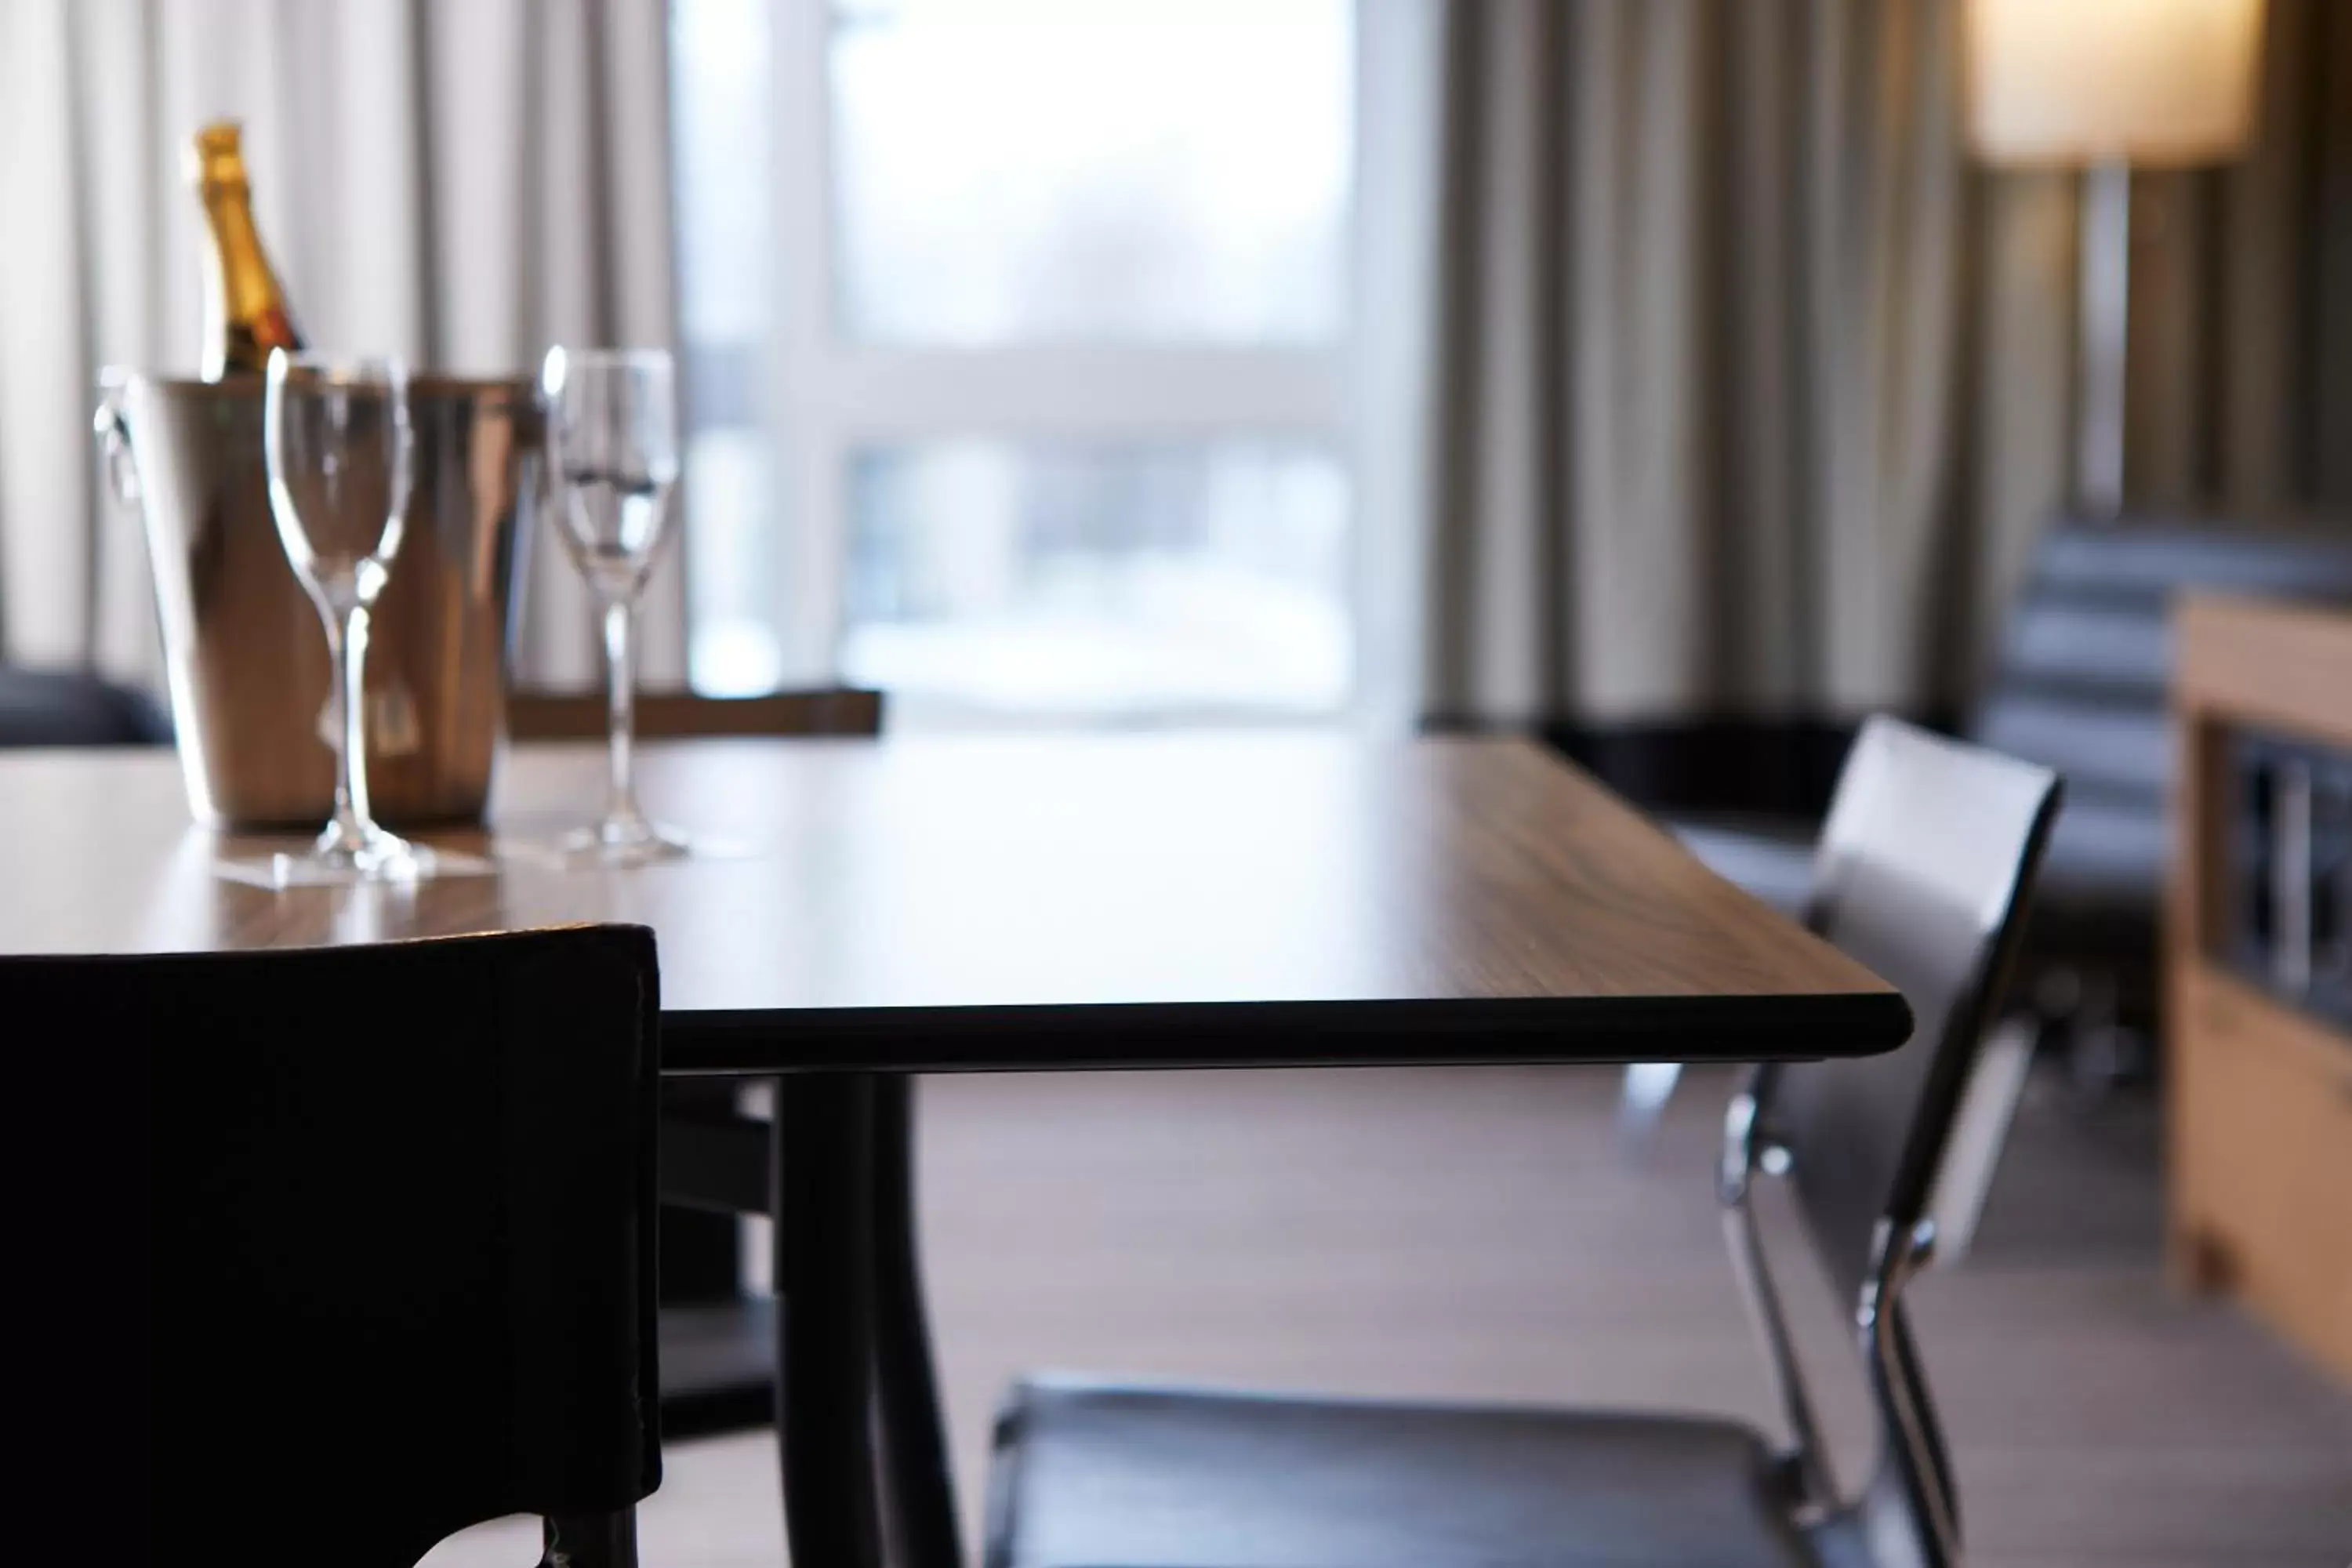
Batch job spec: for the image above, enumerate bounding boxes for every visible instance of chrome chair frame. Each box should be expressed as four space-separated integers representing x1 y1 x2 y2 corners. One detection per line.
1720 1087 1955 1568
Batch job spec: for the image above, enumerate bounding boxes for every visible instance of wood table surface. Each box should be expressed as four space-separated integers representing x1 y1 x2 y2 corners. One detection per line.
0 733 1909 1073
8 731 1913 1568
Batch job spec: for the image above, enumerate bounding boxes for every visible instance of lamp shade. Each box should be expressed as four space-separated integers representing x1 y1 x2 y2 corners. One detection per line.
1965 0 2265 166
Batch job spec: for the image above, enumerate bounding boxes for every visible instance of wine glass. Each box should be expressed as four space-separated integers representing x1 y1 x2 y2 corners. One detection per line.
539 347 687 865
238 350 441 885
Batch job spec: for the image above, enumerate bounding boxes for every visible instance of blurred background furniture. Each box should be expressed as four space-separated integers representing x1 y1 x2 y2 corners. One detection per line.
508 685 884 1437
507 687 884 745
10 927 662 1568
985 720 2058 1568
0 666 169 747
1675 515 2352 1091
2168 594 2352 1384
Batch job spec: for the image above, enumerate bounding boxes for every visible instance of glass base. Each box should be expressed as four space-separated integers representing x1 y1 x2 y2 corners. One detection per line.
215 821 495 889
542 814 692 869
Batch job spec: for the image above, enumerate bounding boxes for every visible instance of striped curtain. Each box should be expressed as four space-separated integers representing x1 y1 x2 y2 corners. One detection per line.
1416 0 2349 728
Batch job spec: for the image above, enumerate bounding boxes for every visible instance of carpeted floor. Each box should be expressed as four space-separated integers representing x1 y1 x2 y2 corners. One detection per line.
426 1064 2352 1567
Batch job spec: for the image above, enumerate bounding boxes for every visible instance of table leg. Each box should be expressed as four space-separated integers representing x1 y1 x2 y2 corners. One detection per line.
872 1075 963 1568
773 1075 886 1568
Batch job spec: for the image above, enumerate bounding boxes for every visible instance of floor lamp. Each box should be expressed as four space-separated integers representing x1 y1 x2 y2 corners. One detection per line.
1965 0 2266 517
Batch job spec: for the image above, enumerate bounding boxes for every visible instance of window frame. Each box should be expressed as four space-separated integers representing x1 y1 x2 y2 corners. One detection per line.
738 0 1435 725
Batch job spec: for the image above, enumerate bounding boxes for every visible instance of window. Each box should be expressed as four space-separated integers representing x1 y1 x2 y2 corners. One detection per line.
671 0 1429 724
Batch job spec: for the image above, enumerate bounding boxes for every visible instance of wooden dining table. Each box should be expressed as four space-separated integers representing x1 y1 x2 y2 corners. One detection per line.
0 731 1909 1568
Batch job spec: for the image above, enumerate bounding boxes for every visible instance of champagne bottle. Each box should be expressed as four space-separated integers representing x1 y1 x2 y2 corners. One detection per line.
186 121 305 379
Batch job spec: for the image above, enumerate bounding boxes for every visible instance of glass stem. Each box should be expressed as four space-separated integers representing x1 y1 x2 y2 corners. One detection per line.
331 604 377 841
604 598 639 828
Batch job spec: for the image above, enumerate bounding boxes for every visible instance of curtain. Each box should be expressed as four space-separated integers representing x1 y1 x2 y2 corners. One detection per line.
0 0 685 688
2126 0 2352 516
1417 0 2346 729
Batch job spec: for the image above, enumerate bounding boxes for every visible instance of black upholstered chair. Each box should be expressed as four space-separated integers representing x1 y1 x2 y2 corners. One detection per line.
9 927 662 1568
982 719 2060 1568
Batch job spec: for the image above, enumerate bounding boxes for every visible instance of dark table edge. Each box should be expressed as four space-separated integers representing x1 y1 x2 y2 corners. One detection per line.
658 989 1915 1076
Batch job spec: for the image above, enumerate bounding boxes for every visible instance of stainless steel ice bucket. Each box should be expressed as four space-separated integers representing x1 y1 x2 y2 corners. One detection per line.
94 372 539 829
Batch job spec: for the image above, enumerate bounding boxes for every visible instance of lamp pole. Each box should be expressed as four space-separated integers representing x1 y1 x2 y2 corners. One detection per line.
1964 0 2270 521
2076 160 2132 518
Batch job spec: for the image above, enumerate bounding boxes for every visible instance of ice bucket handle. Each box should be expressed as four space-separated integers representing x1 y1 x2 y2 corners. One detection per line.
93 380 141 506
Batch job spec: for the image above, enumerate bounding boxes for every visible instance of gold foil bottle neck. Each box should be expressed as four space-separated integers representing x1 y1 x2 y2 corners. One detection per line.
187 120 250 194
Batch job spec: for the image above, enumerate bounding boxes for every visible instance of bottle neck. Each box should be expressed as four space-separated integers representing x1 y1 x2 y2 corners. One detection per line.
195 179 298 379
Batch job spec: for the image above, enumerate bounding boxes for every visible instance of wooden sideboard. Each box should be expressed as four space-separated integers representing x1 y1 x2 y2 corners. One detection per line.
2169 593 2352 1383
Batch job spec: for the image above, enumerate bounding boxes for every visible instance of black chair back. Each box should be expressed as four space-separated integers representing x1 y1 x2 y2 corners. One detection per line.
9 927 662 1568
1728 720 2056 1564
1769 718 2061 1302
